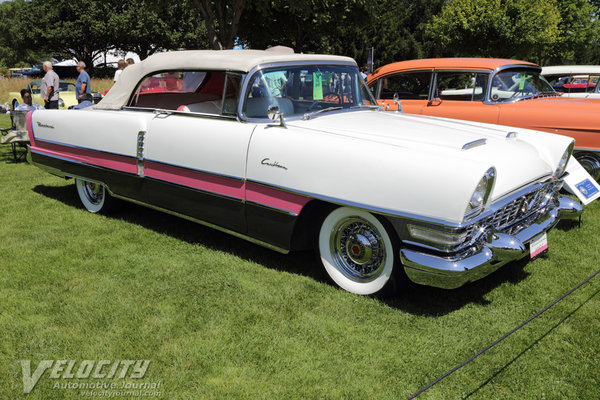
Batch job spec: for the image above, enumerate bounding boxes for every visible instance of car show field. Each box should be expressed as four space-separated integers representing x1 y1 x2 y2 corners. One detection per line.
2 0 600 398
0 124 598 398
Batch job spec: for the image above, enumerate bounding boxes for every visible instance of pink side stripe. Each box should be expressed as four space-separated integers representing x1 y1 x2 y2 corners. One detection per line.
144 160 245 199
31 138 312 214
31 141 137 174
245 181 311 215
26 111 36 146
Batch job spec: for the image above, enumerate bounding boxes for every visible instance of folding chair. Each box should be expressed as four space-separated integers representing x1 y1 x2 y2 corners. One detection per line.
1 110 30 162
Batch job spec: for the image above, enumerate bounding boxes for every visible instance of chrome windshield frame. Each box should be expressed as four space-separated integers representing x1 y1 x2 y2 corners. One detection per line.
483 64 556 105
237 60 375 123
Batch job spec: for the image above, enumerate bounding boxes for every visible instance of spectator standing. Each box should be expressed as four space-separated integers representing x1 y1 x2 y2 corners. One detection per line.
113 60 126 83
126 58 135 66
75 61 91 103
16 89 44 111
360 67 368 80
40 61 59 109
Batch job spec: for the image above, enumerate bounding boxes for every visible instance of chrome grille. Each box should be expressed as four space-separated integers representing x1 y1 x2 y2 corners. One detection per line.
482 183 555 231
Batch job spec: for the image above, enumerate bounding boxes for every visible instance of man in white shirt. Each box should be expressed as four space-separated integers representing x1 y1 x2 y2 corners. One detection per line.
39 61 60 109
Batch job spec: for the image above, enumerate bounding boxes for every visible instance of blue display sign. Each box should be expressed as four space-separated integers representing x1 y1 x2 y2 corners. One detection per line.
575 178 599 199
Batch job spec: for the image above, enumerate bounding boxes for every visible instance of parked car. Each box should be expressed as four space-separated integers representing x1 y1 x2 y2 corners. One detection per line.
8 80 103 109
8 67 31 77
8 79 78 110
542 65 600 99
26 50 582 295
367 58 600 182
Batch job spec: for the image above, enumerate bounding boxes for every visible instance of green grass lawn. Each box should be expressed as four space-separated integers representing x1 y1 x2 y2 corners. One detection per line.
1 113 599 399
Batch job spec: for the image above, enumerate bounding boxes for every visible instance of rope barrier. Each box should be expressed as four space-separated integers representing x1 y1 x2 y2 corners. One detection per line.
405 268 600 400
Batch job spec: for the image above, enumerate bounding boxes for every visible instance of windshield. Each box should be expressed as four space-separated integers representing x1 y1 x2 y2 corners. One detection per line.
242 65 376 119
489 69 555 102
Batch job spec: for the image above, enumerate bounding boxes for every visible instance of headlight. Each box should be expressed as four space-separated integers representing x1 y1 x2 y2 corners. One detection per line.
58 98 65 108
554 142 574 178
407 225 469 250
465 167 496 219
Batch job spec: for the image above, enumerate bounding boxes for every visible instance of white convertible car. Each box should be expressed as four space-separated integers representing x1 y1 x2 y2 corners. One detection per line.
26 50 582 295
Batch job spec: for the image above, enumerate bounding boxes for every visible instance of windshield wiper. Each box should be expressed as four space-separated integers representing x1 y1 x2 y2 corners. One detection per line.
349 105 380 110
302 106 343 120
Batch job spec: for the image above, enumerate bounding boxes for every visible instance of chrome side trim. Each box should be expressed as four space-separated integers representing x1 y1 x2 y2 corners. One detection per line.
246 200 298 216
247 175 556 229
122 106 239 121
136 131 145 176
462 138 487 151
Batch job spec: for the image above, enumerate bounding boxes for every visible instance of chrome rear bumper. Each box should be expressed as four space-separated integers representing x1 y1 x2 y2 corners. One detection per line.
400 195 582 289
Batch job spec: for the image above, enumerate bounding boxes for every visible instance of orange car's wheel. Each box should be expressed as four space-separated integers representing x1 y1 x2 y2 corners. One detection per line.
575 152 600 182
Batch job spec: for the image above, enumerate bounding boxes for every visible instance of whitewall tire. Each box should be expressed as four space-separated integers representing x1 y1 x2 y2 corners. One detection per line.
75 178 112 213
318 207 397 295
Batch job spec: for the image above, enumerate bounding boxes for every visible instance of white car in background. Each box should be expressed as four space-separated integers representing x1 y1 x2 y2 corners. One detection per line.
26 50 582 295
542 65 600 99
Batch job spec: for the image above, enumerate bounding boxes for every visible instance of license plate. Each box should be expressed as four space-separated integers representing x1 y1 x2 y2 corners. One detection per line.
530 233 548 258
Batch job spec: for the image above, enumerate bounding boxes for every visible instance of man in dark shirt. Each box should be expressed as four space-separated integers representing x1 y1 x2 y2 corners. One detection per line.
75 61 91 103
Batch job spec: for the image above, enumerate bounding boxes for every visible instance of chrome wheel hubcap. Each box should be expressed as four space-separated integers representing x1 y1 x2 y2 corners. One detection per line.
83 182 104 205
330 217 386 282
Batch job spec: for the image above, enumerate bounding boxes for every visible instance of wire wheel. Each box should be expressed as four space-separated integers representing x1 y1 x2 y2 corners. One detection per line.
319 207 396 295
330 217 387 282
75 178 111 213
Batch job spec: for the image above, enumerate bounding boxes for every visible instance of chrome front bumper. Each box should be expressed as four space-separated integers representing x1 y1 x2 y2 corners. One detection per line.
400 195 582 289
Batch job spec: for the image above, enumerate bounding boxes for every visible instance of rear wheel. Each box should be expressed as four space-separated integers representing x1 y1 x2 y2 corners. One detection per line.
318 207 399 295
75 178 114 213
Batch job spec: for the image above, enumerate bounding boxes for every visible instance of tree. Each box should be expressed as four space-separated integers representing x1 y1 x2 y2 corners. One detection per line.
193 0 246 50
32 0 122 68
551 0 600 64
110 0 208 60
0 0 50 67
426 0 561 65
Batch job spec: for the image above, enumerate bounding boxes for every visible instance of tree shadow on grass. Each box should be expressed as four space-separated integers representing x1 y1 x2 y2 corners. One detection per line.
32 182 329 284
33 183 546 317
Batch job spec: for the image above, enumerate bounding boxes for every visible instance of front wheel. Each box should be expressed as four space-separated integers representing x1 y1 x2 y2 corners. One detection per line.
318 207 398 295
75 178 113 213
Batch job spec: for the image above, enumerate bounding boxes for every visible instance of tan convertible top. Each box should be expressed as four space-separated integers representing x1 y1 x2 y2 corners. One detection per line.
94 50 356 110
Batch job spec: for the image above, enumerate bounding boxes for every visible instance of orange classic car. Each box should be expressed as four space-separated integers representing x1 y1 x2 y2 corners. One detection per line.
367 58 600 181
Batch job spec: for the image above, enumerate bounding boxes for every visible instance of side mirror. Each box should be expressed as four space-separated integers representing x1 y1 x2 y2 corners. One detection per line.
267 104 280 120
393 93 403 113
267 104 287 128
